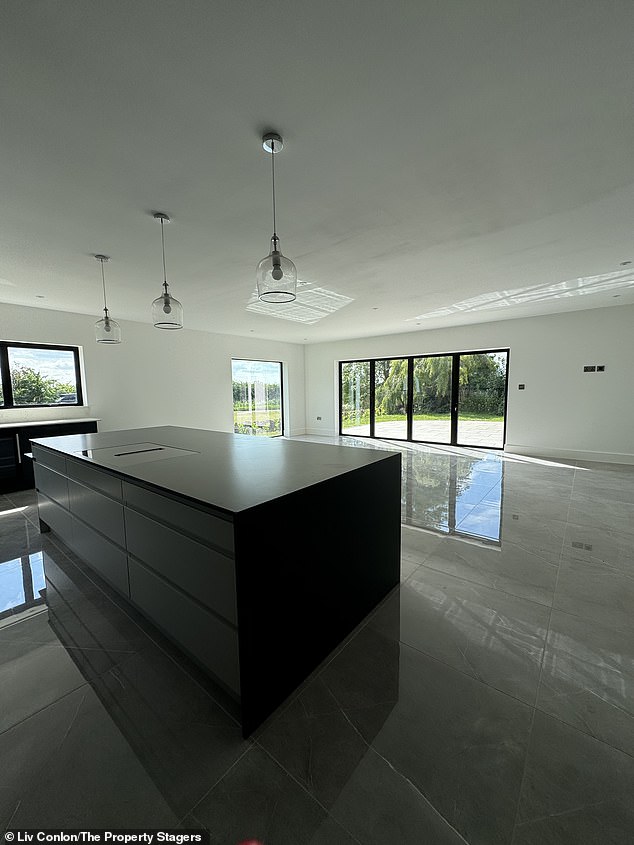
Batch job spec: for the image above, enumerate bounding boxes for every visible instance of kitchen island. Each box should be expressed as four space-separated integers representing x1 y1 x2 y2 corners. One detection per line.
31 426 401 735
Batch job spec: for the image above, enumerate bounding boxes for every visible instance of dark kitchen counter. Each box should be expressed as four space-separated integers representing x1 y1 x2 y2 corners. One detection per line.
30 425 397 515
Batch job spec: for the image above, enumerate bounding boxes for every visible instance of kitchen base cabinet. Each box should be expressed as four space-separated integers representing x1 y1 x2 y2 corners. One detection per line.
0 419 99 493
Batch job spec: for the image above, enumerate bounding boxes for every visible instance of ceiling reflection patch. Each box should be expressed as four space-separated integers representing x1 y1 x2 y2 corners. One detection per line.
247 284 353 323
407 268 634 322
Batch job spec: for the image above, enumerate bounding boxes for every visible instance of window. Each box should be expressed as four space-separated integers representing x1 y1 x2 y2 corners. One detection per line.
232 359 284 437
0 342 84 409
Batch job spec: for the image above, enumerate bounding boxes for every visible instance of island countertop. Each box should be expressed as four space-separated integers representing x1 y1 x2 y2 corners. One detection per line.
30 425 399 515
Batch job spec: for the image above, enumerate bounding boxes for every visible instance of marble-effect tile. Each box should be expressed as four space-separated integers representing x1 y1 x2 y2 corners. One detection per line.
514 711 634 844
369 567 549 704
1 444 633 843
536 610 634 756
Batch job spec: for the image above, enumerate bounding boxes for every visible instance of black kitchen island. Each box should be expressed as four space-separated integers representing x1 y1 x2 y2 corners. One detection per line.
31 426 402 735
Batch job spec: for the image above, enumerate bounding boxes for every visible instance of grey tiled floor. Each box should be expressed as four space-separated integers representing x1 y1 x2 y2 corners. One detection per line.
1 438 633 843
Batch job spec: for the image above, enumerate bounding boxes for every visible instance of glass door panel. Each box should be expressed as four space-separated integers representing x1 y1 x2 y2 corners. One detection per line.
374 358 408 439
457 352 508 448
411 355 453 444
341 361 370 435
232 359 283 436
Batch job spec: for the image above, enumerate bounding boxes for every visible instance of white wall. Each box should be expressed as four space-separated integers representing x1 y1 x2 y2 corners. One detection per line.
305 305 634 463
4 302 632 462
0 303 306 435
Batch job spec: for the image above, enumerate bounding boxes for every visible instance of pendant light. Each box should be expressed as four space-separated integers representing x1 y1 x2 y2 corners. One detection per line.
152 212 183 329
256 131 297 303
94 255 122 344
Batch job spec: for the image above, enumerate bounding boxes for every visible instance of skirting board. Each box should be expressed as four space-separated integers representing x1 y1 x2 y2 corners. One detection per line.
304 427 338 438
505 443 634 466
301 435 634 466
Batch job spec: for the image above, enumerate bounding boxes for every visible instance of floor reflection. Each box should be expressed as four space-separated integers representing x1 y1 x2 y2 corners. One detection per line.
0 551 46 620
404 448 503 542
334 436 504 542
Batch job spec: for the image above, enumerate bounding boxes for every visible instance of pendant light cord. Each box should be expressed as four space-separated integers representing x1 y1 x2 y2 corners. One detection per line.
160 218 168 288
271 139 277 238
100 258 108 312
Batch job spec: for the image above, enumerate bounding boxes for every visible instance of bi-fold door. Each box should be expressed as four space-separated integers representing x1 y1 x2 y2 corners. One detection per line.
340 350 509 449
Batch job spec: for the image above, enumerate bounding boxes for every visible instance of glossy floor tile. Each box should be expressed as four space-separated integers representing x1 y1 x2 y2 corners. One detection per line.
1 443 634 843
420 531 559 605
513 710 634 844
371 567 550 704
536 609 634 757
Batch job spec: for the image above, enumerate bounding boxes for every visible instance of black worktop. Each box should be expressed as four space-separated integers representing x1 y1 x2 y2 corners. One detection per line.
31 426 399 515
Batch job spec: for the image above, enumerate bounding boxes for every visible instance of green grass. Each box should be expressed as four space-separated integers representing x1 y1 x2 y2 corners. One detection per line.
233 408 281 437
342 412 504 426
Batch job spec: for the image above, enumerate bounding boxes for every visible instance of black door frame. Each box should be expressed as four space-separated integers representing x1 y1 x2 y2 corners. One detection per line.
339 348 510 450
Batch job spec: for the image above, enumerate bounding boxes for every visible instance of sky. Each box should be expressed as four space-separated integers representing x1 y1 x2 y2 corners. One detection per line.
8 347 76 385
231 359 281 384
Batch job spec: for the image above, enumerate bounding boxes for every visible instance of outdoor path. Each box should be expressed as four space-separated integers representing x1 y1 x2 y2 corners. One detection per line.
343 418 504 446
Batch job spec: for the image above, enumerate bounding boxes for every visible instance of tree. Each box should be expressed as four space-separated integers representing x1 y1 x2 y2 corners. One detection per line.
341 361 370 423
10 366 74 405
376 359 408 416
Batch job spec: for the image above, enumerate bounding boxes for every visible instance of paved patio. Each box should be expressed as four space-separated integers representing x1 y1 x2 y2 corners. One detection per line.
343 418 504 447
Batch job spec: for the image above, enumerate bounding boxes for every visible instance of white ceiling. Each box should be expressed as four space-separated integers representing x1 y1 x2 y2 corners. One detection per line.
1 0 633 344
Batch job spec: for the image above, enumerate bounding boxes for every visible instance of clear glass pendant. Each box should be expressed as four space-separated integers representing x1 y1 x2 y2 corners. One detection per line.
256 235 297 303
95 309 122 344
152 281 184 329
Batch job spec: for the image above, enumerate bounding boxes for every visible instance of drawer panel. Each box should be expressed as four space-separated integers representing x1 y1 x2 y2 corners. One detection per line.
37 492 72 540
67 458 122 501
71 517 129 597
128 558 240 695
32 446 67 475
68 479 126 548
34 463 69 509
123 482 234 554
125 508 237 624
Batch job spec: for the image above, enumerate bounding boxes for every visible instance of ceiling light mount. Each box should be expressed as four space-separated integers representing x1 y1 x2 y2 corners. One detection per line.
262 131 284 153
94 254 122 344
152 211 183 329
256 130 297 303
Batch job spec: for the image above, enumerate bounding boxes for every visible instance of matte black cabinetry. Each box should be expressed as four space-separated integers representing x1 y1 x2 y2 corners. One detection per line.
0 420 99 493
32 426 401 736
0 433 20 486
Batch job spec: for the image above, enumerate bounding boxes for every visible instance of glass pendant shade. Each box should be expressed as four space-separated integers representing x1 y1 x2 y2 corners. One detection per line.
94 255 122 344
95 310 122 344
152 282 184 329
257 235 297 303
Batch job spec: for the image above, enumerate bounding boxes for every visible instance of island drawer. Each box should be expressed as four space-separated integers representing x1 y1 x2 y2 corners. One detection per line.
123 482 234 554
67 458 123 501
125 508 237 624
68 479 126 548
37 492 72 538
32 446 67 475
34 463 70 510
71 516 129 597
128 558 240 695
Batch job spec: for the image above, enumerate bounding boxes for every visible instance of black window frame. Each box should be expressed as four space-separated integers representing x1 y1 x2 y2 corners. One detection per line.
0 341 84 409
